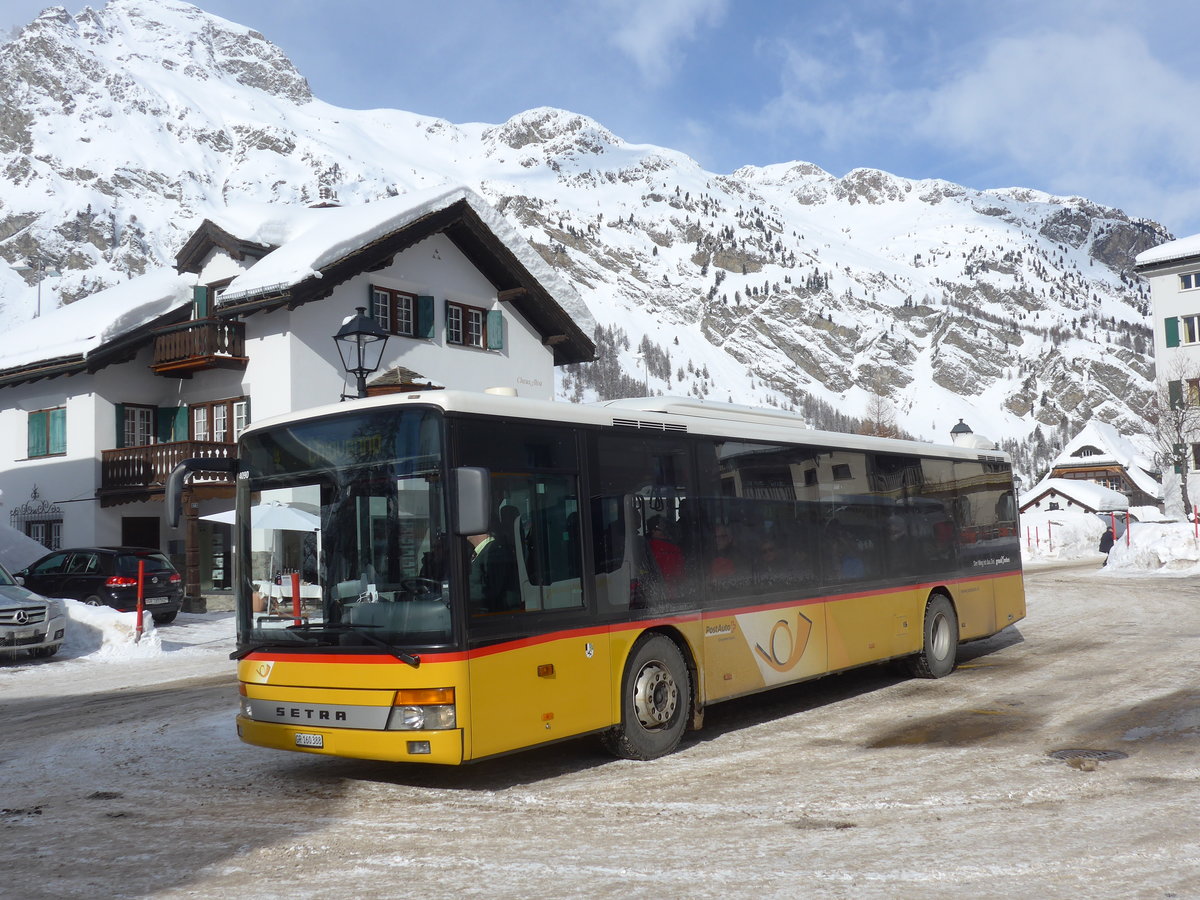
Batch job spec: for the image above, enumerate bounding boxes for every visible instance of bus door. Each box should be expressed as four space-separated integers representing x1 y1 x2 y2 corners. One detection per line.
946 459 999 638
456 419 611 759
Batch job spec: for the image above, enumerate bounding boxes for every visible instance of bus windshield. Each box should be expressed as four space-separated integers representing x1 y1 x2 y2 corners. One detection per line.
235 407 450 651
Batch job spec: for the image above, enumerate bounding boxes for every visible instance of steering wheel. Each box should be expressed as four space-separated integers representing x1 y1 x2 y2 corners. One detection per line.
399 577 442 596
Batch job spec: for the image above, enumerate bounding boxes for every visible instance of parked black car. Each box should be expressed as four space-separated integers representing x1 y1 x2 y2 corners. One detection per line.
16 547 184 624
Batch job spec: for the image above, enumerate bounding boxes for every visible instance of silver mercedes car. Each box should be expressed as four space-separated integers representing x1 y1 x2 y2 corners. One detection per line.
0 560 67 659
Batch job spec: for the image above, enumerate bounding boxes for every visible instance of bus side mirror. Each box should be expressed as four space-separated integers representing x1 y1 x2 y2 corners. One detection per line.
454 467 491 536
166 457 239 527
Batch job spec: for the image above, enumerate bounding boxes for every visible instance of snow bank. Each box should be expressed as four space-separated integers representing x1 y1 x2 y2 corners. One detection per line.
1019 508 1200 574
1019 509 1106 562
1106 523 1200 574
60 600 163 659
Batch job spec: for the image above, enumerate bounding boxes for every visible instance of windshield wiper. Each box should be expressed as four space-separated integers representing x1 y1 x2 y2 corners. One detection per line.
230 638 317 660
285 622 421 668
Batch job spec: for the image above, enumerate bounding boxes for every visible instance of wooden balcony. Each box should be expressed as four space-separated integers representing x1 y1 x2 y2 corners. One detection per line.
100 441 236 506
151 318 247 376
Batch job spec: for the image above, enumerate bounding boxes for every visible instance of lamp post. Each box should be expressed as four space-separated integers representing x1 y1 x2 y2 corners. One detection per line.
333 307 389 399
14 256 61 318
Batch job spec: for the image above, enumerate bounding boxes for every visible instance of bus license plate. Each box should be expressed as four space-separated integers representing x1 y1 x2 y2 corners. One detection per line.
295 733 324 748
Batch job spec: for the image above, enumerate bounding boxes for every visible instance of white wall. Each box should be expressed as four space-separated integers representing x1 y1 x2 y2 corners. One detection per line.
1151 259 1200 378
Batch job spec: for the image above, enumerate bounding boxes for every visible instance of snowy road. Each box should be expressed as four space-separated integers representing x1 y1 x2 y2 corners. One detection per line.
3 564 1198 899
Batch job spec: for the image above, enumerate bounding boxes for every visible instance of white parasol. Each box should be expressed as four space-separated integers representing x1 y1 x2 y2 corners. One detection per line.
200 501 320 532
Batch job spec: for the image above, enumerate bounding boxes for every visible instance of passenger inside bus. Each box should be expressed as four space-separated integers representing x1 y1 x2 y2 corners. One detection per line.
645 515 684 581
711 523 738 579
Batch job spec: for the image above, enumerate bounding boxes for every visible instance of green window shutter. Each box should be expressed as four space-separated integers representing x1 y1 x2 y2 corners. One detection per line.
27 410 47 457
487 310 504 350
193 285 210 319
174 406 189 441
48 408 66 455
1166 316 1180 348
417 295 434 338
1169 380 1184 409
114 403 126 449
155 407 174 443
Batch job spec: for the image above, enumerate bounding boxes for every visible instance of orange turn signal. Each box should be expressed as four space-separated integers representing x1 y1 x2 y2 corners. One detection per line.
394 687 455 706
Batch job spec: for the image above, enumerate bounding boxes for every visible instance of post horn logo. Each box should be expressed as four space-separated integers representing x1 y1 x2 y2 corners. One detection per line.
754 612 813 672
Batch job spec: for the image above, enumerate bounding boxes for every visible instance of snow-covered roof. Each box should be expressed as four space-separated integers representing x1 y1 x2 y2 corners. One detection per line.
215 184 595 334
1020 477 1129 512
1135 233 1200 268
1050 421 1161 500
0 268 194 374
0 186 596 379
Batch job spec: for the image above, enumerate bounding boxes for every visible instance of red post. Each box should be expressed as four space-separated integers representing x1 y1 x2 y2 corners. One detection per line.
135 558 146 640
1025 525 1031 550
1125 510 1130 546
291 571 302 625
1047 521 1053 551
1035 526 1040 548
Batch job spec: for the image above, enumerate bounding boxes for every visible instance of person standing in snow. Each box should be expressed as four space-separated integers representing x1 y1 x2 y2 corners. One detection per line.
1098 527 1115 566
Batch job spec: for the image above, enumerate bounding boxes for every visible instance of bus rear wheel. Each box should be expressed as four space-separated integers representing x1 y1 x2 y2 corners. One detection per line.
603 634 691 760
908 594 958 679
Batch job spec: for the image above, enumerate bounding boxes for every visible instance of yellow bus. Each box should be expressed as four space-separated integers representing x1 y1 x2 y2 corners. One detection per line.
170 390 1025 764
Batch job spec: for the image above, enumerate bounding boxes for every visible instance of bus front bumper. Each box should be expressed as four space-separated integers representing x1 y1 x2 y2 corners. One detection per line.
236 716 465 765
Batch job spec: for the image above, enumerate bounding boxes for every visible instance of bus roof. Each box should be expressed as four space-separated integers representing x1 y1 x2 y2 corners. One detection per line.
242 389 1009 464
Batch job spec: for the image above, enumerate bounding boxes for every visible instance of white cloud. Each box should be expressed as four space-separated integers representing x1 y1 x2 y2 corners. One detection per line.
740 19 1200 231
921 28 1200 227
600 0 728 84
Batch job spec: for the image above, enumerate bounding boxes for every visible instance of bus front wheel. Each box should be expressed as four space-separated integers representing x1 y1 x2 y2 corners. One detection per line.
603 634 692 760
908 594 958 679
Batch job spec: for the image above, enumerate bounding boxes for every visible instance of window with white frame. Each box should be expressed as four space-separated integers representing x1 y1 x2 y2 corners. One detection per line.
446 300 486 348
1182 314 1200 344
446 303 463 345
123 405 154 448
372 286 416 337
1180 272 1200 291
193 406 210 442
233 400 249 439
192 397 248 443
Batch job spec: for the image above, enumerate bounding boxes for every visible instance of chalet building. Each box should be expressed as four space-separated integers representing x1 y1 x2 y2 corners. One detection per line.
0 186 594 609
1024 421 1161 512
1018 478 1128 516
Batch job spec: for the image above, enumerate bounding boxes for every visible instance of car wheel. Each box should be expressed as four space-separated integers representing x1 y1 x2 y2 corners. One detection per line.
84 595 104 606
152 611 178 625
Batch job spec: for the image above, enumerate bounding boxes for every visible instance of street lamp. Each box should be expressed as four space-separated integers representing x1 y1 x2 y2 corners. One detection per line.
14 256 61 318
333 307 389 399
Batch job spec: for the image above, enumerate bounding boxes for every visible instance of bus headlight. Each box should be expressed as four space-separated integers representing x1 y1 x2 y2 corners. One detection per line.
388 688 456 731
391 704 455 730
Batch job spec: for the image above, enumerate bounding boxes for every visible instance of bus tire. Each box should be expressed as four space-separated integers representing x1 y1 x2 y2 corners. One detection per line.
908 593 958 679
603 634 692 760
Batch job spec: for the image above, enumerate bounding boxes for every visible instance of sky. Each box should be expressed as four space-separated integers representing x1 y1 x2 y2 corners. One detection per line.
2 0 1199 236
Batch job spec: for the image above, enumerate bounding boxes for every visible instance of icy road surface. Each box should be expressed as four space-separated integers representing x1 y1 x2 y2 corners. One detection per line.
2 563 1197 899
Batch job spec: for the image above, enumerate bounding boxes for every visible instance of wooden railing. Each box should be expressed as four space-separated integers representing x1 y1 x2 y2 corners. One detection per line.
152 319 246 371
101 441 236 490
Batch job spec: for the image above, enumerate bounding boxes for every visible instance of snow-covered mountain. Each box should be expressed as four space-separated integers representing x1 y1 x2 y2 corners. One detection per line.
0 0 1171 474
